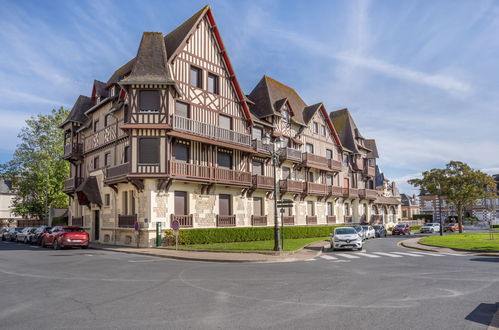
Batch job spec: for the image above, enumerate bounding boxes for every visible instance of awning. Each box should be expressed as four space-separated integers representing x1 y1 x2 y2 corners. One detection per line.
76 176 102 207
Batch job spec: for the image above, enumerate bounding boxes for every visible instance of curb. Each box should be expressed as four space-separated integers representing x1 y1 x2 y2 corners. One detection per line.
399 238 499 256
398 239 439 252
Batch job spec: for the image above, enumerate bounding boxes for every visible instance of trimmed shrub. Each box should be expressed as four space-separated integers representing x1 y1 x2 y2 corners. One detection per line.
412 214 433 221
493 225 499 229
163 225 346 245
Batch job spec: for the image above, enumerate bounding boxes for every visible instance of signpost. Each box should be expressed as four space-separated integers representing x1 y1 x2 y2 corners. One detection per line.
156 221 162 247
134 221 140 248
171 219 180 250
276 200 293 251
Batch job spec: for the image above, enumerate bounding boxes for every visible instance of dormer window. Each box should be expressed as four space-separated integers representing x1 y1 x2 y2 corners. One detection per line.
139 90 160 113
282 110 289 122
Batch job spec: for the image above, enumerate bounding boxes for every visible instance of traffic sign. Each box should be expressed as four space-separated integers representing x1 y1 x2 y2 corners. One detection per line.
134 222 140 231
171 219 180 230
277 200 293 208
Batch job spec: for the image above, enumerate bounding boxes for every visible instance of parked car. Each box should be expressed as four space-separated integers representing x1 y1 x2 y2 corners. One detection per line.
31 226 52 245
420 223 441 233
373 225 387 238
353 225 366 241
16 227 35 243
330 227 363 251
392 224 411 235
444 223 460 232
41 226 89 249
2 227 23 241
362 225 375 239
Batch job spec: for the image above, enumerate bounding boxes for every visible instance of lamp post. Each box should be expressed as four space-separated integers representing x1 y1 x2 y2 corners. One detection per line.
262 133 282 252
436 182 443 236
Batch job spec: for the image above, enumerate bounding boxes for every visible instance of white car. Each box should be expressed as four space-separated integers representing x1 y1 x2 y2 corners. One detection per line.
420 223 441 233
16 227 33 243
330 227 363 251
362 225 375 239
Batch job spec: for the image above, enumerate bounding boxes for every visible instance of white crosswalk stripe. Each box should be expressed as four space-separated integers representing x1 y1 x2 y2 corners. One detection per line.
334 253 360 259
409 251 444 257
320 255 338 260
371 252 403 258
354 253 380 258
392 252 423 257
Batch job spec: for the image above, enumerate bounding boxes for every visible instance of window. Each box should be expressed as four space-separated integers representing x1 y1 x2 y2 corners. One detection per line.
306 143 314 154
282 110 289 122
313 122 318 134
252 160 263 175
173 142 189 163
327 202 334 216
124 146 130 163
253 197 263 216
190 66 202 88
219 194 231 215
252 127 262 141
207 73 219 94
104 114 110 127
402 210 408 218
217 150 232 169
174 191 188 215
282 167 290 180
344 203 350 216
326 174 333 185
307 201 315 216
219 114 232 130
175 101 189 118
104 153 111 167
326 149 333 160
321 125 326 136
343 154 349 167
308 172 314 182
93 156 99 170
122 191 128 215
139 90 160 112
280 137 290 148
94 120 99 133
104 194 110 207
138 138 159 164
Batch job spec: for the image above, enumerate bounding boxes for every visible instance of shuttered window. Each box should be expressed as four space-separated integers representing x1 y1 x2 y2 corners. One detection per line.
219 114 232 130
217 151 232 169
252 127 262 140
175 101 189 118
219 194 231 215
207 73 219 94
253 197 263 216
252 160 263 175
327 202 334 216
173 142 189 163
307 201 315 216
190 66 202 88
139 90 160 112
138 138 159 164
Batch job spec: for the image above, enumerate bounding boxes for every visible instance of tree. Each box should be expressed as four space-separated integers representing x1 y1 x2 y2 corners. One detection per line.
0 107 69 219
409 161 496 233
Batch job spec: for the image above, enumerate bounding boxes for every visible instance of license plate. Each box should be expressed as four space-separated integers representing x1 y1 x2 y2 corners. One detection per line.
72 240 82 242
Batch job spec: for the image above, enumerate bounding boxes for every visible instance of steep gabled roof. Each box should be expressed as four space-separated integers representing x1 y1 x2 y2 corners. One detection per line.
330 108 362 153
365 139 379 158
92 80 108 99
303 103 322 124
121 32 175 85
107 58 136 85
59 95 94 128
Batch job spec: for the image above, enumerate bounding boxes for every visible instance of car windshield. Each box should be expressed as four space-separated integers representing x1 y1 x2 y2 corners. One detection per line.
335 228 357 235
374 226 383 230
395 225 404 228
362 226 369 230
354 227 362 232
15 228 23 232
63 228 84 232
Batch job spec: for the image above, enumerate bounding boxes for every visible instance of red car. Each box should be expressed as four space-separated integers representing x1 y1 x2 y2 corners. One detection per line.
392 224 411 235
41 226 89 249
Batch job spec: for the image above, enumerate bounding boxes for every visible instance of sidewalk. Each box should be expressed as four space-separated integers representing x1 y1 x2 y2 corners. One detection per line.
399 237 499 256
89 240 328 263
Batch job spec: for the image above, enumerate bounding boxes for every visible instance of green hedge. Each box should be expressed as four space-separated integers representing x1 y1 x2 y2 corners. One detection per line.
493 225 499 229
410 225 422 231
412 214 433 221
163 225 345 245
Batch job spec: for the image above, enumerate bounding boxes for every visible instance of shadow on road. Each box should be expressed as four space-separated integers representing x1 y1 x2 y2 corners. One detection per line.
465 302 498 327
469 257 499 263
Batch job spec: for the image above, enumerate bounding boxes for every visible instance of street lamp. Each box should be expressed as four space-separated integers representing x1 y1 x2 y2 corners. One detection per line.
435 181 443 236
262 133 282 252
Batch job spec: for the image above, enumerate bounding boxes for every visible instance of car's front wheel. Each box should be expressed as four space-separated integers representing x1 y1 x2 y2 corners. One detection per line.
53 239 59 250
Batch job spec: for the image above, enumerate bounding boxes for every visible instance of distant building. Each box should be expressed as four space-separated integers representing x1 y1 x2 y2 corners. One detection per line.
0 178 21 227
400 193 420 220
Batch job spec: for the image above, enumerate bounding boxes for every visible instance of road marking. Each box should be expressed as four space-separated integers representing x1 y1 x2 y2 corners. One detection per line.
320 255 338 260
354 253 380 258
409 251 444 257
305 258 316 261
334 253 360 259
333 260 350 263
392 252 423 257
372 252 403 258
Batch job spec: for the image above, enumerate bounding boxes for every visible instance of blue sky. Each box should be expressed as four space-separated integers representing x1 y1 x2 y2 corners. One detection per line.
0 0 498 194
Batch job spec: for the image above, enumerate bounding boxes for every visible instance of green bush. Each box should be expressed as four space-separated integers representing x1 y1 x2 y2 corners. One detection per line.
412 214 433 221
464 217 479 222
410 225 422 231
493 225 499 229
163 225 346 246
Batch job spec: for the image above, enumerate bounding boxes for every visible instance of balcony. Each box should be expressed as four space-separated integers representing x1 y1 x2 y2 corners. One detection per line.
171 115 251 147
217 215 236 227
106 163 130 182
63 177 83 193
171 214 193 228
252 139 271 155
358 188 377 200
84 120 126 153
328 186 343 197
342 188 359 199
283 216 294 225
328 159 342 172
327 216 337 224
63 142 83 161
169 161 252 187
363 166 376 177
353 159 364 171
306 216 317 225
72 216 83 227
344 215 353 223
302 153 329 171
279 179 304 194
118 214 137 228
251 215 267 226
252 175 274 190
279 147 302 163
304 182 328 196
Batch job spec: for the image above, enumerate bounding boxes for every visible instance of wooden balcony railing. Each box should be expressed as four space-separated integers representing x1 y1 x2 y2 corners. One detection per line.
63 142 83 160
118 214 137 228
283 216 294 225
63 177 83 193
358 189 377 200
171 214 193 228
84 120 125 153
106 163 130 180
363 166 376 177
217 215 236 227
344 215 353 223
328 159 342 172
328 186 343 197
302 153 329 170
305 182 328 196
252 175 274 190
327 216 337 224
169 161 251 186
279 179 304 193
279 147 302 163
251 215 267 226
342 188 359 198
171 115 251 147
306 216 317 225
72 216 83 227
252 139 271 154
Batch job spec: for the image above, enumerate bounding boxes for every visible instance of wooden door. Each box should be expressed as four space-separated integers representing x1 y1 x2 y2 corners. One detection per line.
219 194 231 215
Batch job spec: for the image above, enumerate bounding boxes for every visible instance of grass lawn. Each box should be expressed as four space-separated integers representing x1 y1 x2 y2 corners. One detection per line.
420 232 499 251
178 237 329 252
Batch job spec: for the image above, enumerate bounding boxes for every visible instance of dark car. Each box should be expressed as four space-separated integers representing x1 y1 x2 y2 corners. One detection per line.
373 225 387 238
31 226 52 245
392 224 411 235
2 227 23 241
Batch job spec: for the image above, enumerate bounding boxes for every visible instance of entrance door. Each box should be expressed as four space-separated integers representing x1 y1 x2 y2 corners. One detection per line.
93 210 100 241
174 191 187 215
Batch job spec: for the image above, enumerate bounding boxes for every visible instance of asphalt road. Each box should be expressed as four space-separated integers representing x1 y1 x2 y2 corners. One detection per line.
0 235 498 330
